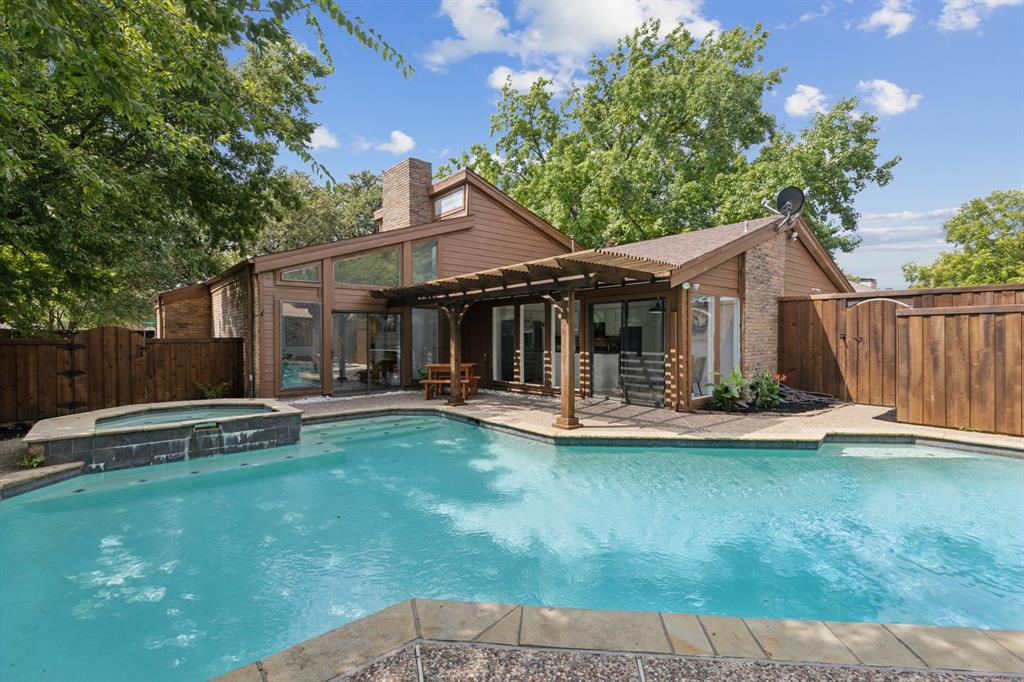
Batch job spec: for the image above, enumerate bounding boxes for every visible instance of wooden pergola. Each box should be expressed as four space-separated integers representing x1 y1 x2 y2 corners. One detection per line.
371 249 674 428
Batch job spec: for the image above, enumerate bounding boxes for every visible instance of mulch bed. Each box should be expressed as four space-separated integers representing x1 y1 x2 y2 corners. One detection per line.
699 385 838 416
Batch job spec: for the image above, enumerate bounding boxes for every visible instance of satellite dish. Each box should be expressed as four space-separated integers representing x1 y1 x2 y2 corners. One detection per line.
775 186 805 217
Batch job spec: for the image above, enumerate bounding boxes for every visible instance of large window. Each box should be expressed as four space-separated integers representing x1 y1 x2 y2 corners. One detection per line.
690 295 715 398
719 297 741 379
434 188 464 217
281 263 319 282
691 294 741 398
412 308 439 383
280 301 321 391
333 248 400 287
412 240 438 284
331 312 401 393
551 301 580 389
492 306 516 382
520 303 546 385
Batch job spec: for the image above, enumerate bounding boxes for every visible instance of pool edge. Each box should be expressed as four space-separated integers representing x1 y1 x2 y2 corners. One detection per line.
300 406 1024 460
210 599 1024 681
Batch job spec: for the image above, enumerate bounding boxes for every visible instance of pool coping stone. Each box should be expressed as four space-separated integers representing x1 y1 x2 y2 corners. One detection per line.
0 461 84 499
23 398 302 443
210 599 1024 681
300 405 1024 459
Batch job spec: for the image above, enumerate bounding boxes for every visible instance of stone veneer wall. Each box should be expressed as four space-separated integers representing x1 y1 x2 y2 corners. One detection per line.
381 158 433 231
742 230 786 375
158 291 212 338
38 412 300 471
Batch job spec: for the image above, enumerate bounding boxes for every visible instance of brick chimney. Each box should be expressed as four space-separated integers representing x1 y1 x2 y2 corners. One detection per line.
380 158 433 231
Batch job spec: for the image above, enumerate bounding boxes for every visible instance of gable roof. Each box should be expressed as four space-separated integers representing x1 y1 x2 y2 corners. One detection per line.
604 215 853 292
432 168 573 250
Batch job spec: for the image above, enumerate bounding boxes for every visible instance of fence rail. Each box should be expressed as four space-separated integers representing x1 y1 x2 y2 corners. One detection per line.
896 305 1023 436
0 327 243 423
778 284 1024 407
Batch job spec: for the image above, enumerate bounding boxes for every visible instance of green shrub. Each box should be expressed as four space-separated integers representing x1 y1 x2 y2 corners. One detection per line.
709 367 749 412
18 452 45 469
749 371 783 409
194 381 231 399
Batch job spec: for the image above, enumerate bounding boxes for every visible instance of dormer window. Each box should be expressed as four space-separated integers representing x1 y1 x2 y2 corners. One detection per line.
434 188 465 217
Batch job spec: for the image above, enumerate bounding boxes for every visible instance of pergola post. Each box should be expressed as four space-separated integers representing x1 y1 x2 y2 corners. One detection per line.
553 289 581 430
441 302 471 406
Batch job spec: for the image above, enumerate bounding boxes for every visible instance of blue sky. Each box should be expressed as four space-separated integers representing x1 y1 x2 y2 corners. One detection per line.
283 0 1024 288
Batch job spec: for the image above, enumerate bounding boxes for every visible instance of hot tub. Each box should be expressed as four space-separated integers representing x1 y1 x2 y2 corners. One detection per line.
22 399 301 471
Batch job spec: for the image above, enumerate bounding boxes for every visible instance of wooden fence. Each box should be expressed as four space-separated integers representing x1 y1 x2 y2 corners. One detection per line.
0 327 244 423
778 284 1024 407
896 305 1023 436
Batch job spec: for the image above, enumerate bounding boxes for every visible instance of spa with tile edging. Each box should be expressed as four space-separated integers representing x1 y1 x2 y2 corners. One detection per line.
21 399 301 472
210 599 1024 681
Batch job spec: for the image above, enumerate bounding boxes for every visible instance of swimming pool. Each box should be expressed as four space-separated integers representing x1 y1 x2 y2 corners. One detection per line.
1 416 1021 681
94 405 272 431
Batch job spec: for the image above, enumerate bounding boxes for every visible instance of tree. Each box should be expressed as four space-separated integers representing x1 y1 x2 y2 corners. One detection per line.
251 170 382 255
439 22 898 253
0 0 409 332
903 190 1024 287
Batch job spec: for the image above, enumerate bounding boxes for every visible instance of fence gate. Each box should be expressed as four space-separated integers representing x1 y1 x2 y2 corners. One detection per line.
839 298 903 407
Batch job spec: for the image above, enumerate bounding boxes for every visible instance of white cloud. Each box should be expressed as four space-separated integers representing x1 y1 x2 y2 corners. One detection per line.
938 0 1024 31
857 79 922 115
308 125 339 150
857 224 945 241
860 0 915 37
353 130 417 155
376 130 416 155
487 65 565 92
425 0 721 84
424 0 516 71
798 2 834 23
784 84 828 117
860 207 958 221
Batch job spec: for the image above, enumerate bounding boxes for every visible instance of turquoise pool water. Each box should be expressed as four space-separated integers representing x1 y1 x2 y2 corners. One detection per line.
1 416 1022 681
94 405 271 431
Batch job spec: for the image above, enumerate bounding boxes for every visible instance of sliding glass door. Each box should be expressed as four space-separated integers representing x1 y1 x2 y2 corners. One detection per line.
520 303 546 385
331 312 401 394
590 299 665 406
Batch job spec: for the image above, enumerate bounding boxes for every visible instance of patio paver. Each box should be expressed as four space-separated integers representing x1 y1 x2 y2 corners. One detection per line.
660 612 714 655
414 598 516 642
826 621 925 668
885 624 1024 674
744 618 859 664
697 615 764 658
519 605 672 654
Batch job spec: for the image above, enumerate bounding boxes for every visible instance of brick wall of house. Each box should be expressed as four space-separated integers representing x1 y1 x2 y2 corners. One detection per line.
381 158 433 231
211 276 248 338
742 230 786 375
158 292 212 338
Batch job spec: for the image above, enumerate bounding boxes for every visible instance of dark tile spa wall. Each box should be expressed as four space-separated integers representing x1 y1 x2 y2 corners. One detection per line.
33 413 301 471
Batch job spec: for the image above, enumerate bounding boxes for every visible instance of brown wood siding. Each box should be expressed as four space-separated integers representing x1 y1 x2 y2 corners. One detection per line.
778 284 1024 407
440 188 569 277
785 238 841 296
896 305 1023 436
0 328 243 422
692 256 740 295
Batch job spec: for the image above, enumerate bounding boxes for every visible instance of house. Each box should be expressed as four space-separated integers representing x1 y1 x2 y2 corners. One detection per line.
154 157 852 414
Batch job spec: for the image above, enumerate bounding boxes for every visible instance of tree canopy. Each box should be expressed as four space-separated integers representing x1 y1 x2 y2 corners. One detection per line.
0 0 407 332
251 170 382 255
439 22 898 253
903 190 1024 287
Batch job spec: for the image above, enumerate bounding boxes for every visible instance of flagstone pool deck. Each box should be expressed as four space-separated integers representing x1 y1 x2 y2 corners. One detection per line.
290 390 1024 455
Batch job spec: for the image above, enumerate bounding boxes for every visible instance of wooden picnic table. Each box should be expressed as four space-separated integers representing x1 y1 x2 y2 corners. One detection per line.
422 362 479 400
